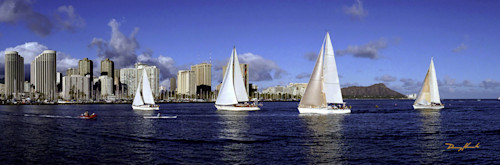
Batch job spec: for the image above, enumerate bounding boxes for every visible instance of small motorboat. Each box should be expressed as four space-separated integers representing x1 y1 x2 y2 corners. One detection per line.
79 112 97 120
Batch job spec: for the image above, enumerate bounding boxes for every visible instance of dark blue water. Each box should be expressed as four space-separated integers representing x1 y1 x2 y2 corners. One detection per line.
0 100 499 164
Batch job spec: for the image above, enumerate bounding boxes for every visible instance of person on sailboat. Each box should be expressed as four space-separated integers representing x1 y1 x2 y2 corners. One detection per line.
157 112 161 117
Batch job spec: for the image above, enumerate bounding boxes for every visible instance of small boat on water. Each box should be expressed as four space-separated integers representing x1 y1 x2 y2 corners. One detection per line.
79 112 97 119
413 58 444 110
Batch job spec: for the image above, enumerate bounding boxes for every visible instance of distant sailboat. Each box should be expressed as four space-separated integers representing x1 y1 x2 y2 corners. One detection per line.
132 69 159 110
298 32 350 114
215 47 260 111
413 58 444 110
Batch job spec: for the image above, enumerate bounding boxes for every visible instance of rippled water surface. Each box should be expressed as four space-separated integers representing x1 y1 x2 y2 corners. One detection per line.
1 100 499 164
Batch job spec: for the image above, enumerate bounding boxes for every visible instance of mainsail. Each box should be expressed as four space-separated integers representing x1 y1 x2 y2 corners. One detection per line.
299 42 327 108
232 48 249 102
323 32 344 104
216 48 239 105
414 58 441 105
141 69 155 105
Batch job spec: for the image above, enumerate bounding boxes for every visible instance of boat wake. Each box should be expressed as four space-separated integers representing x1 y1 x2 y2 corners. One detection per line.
24 114 77 119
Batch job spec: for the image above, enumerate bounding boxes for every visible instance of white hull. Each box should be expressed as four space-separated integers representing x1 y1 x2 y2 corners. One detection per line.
132 105 160 110
298 107 351 114
413 104 444 110
215 104 260 111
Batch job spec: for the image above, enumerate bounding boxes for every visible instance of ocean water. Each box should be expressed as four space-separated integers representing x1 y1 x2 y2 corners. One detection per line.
0 100 499 164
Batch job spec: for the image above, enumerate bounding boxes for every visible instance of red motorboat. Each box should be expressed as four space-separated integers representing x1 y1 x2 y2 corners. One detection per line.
79 112 97 119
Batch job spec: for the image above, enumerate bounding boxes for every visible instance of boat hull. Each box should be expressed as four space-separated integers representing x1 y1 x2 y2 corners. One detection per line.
132 105 160 110
413 104 444 110
79 114 97 119
298 107 351 114
215 104 260 111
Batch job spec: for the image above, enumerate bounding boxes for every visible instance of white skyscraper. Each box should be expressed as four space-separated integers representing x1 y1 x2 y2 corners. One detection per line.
120 68 137 97
177 70 196 96
4 51 24 98
99 76 113 97
31 50 56 100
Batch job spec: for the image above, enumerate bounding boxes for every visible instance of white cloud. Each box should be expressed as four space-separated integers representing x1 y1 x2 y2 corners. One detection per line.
55 5 85 32
336 38 388 59
296 72 311 79
452 43 468 53
375 74 397 82
343 0 367 20
238 53 287 81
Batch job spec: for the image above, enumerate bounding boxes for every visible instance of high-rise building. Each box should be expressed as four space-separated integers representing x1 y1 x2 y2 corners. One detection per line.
169 77 176 91
66 68 79 76
114 69 120 95
191 63 212 87
4 51 24 98
79 58 93 78
100 58 114 77
56 72 63 93
120 68 137 97
135 63 160 97
223 63 249 95
177 70 196 96
99 76 113 97
31 50 57 100
62 75 91 100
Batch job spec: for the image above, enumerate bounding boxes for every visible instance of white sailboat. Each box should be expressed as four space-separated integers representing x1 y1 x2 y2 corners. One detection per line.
298 32 351 114
215 47 260 111
132 69 159 110
413 58 444 110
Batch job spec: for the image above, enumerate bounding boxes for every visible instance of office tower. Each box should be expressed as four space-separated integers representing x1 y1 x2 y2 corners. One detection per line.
114 69 120 95
135 63 160 97
120 68 137 97
101 58 114 77
66 68 79 76
99 76 113 97
62 75 91 100
79 58 93 77
56 72 63 93
169 77 176 91
31 50 57 100
4 51 24 98
177 70 196 96
191 63 212 87
223 63 249 94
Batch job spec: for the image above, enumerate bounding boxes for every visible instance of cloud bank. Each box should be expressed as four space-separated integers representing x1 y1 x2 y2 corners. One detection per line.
0 0 84 36
296 72 311 79
90 19 177 81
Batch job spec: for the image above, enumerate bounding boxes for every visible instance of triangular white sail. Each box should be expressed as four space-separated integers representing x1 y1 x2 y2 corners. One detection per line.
132 81 144 106
232 48 250 102
141 69 155 105
216 48 239 105
323 32 344 104
299 42 327 108
415 58 441 105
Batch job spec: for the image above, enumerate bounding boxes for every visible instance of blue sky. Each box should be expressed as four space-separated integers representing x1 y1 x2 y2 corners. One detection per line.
0 0 499 98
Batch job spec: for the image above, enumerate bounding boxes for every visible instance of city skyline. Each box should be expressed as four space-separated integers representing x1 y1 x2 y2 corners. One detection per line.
1 0 500 98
